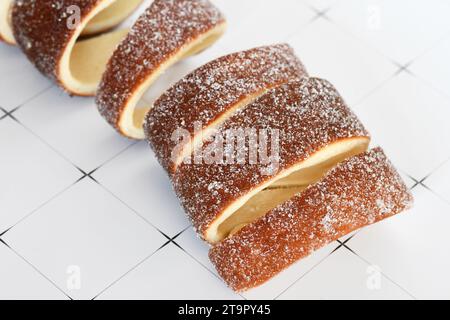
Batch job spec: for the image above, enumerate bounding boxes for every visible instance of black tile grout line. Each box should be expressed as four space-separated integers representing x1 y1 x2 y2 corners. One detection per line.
286 2 450 118
311 8 332 23
273 241 345 300
324 15 408 67
9 96 141 180
415 183 450 209
392 62 415 76
281 9 319 43
2 109 148 233
323 1 450 75
91 248 161 300
0 228 11 238
11 84 55 113
158 226 190 250
88 140 141 179
352 71 400 108
95 182 177 240
283 6 333 45
407 66 450 101
340 244 418 300
8 115 86 176
323 10 450 104
0 84 55 120
283 11 418 110
0 160 140 238
1 6 445 298
0 237 73 300
0 107 7 120
0 106 20 121
354 56 429 108
72 140 141 184
3 82 140 185
90 230 189 300
404 27 450 70
410 156 450 189
0 180 79 238
168 232 247 300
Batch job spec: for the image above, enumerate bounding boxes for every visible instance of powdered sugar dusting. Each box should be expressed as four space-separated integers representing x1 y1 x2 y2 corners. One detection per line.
173 77 370 239
209 148 413 291
145 44 308 173
97 0 226 132
12 0 100 82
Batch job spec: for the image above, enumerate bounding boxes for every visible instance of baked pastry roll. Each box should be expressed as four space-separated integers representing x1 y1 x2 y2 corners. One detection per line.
11 0 144 96
97 0 227 139
172 78 371 244
210 147 413 291
145 44 308 174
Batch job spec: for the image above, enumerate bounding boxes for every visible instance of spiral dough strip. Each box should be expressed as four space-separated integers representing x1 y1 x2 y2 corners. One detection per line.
1 0 413 291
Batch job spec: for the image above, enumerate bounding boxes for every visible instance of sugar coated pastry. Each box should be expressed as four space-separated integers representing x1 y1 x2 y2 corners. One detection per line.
145 44 308 173
210 147 413 291
97 0 227 139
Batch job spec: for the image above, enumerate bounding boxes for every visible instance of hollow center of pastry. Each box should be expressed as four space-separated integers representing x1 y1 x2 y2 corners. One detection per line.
70 29 130 88
118 22 227 139
210 138 370 243
59 0 142 95
0 0 14 44
84 0 142 35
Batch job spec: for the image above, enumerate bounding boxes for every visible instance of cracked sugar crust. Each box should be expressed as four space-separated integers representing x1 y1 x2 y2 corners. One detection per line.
209 147 414 292
12 0 101 82
96 0 226 133
172 77 370 240
145 43 308 174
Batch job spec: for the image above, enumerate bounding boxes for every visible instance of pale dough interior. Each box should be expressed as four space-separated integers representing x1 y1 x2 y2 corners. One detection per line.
208 137 371 243
59 0 142 95
119 22 228 139
70 29 129 88
0 0 15 44
84 0 143 35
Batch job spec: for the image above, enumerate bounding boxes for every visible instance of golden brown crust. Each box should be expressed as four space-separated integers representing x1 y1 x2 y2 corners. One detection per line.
172 78 370 242
145 44 308 174
209 147 413 292
96 0 226 138
11 0 143 96
12 0 102 86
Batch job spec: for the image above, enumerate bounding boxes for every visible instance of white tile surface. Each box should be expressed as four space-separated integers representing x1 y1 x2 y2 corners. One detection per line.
93 142 191 238
2 179 167 300
349 185 450 300
1 0 449 300
225 0 315 51
304 0 338 12
278 248 413 300
354 73 450 179
288 18 396 105
177 228 338 300
14 87 133 172
176 228 218 275
97 243 241 300
328 0 450 64
400 172 417 190
0 45 51 111
0 117 80 233
424 160 450 205
410 35 450 98
243 245 335 300
0 243 68 300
